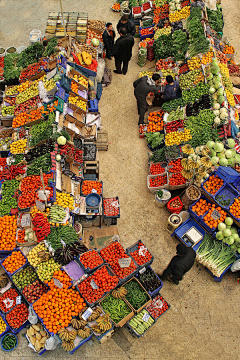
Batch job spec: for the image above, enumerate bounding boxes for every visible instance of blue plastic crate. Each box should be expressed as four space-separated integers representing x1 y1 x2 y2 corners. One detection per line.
0 285 21 314
126 240 153 269
103 197 120 219
88 99 98 113
125 310 155 338
55 86 65 101
80 180 103 196
205 263 233 282
232 176 240 192
0 250 28 277
76 249 104 273
188 195 213 224
57 54 67 69
60 75 72 92
172 217 206 247
201 171 225 197
216 166 239 183
67 62 89 78
135 266 163 297
145 293 171 321
213 183 239 210
5 300 29 334
96 83 103 101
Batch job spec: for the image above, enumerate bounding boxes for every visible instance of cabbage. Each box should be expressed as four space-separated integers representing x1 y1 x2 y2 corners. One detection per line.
217 151 225 159
218 222 226 231
231 227 238 235
213 110 220 116
235 154 240 164
210 149 216 157
216 231 224 240
223 228 232 237
211 64 220 74
212 58 218 66
227 236 235 245
214 117 221 125
227 138 235 148
214 81 221 89
218 88 224 96
56 154 62 161
218 95 225 104
219 158 228 166
57 136 67 145
209 87 216 94
232 233 239 241
225 217 233 226
214 142 224 152
91 38 100 47
225 149 233 158
228 157 235 166
226 225 232 229
211 156 219 165
207 73 213 81
206 141 215 148
213 103 220 110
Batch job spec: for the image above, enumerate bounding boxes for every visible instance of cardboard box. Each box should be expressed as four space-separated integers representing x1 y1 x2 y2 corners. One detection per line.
122 277 152 313
99 294 134 327
67 104 85 124
83 226 119 250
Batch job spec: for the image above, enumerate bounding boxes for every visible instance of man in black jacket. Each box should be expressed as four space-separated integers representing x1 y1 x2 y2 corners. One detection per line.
117 14 136 36
160 243 196 285
102 23 115 60
133 74 162 125
112 28 134 75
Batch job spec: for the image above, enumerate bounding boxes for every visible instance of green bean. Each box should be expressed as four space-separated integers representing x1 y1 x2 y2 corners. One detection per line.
124 279 149 310
101 294 131 324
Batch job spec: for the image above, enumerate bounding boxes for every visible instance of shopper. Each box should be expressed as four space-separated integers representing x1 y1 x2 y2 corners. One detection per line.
102 23 116 60
159 244 196 285
162 75 181 102
117 14 136 36
133 74 162 125
112 28 134 75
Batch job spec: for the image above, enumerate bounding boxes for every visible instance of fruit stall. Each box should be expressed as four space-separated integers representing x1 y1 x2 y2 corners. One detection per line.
0 11 172 355
131 0 240 281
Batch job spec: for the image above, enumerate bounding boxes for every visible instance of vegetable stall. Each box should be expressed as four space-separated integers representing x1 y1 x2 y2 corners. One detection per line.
0 11 171 355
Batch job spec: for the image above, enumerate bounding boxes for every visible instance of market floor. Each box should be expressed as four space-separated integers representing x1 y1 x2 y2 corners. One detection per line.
1 1 240 359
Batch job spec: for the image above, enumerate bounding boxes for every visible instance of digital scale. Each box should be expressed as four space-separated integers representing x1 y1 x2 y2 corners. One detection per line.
182 226 203 247
85 193 101 215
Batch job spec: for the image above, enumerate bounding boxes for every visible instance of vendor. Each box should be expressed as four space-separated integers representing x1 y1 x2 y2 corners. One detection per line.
133 74 162 125
102 23 115 60
159 243 196 285
117 15 136 37
162 75 181 102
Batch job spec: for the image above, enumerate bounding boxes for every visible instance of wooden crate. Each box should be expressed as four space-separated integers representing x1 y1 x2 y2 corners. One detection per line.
96 130 108 151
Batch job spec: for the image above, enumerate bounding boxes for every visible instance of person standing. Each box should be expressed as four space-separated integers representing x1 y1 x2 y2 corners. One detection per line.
102 23 115 60
133 74 162 125
112 28 134 75
159 243 196 285
117 14 136 36
162 75 181 102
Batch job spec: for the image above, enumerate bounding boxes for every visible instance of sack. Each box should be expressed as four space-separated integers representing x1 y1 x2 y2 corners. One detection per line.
231 259 240 272
28 306 38 325
45 335 61 351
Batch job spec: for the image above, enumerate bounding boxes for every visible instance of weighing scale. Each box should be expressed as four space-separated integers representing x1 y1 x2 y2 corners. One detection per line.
182 227 203 247
167 214 182 233
85 193 101 214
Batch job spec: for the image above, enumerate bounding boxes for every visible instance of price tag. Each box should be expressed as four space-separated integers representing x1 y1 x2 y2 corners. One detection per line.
81 307 93 321
90 279 99 289
46 67 57 80
118 257 131 268
211 210 221 220
21 213 31 228
139 246 147 256
142 313 150 322
16 296 21 304
53 278 63 289
92 188 97 193
35 200 45 212
139 267 146 274
178 128 184 133
3 298 14 309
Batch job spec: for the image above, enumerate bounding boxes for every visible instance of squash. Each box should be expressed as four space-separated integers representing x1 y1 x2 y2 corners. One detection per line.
82 51 92 65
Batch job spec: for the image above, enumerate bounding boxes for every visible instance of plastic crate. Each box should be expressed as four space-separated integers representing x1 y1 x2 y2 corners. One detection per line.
123 277 152 313
232 176 240 192
213 183 239 210
83 143 96 161
11 264 38 290
147 173 169 194
55 97 64 113
188 195 213 224
5 300 29 334
201 172 225 197
216 166 239 183
60 75 72 92
0 314 10 338
96 82 103 100
88 99 98 113
145 293 171 320
135 266 163 297
68 334 93 354
103 197 120 219
126 240 153 269
0 250 28 276
139 26 154 41
172 217 206 248
80 180 103 196
0 286 21 314
126 310 155 338
67 61 89 78
57 54 67 69
55 86 65 100
76 249 104 273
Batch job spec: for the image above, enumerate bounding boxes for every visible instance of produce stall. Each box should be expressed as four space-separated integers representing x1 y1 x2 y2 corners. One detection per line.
126 0 240 281
0 12 171 355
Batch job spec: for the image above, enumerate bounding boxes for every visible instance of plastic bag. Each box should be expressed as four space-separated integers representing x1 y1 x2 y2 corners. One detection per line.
231 259 240 272
45 335 61 351
28 306 38 325
96 58 105 83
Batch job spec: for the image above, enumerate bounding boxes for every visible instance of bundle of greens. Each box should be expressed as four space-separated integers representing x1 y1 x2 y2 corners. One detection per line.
4 53 21 81
187 7 210 57
30 112 56 147
207 6 224 34
153 34 173 60
43 37 58 57
172 30 189 61
17 43 44 69
146 132 164 149
162 98 184 112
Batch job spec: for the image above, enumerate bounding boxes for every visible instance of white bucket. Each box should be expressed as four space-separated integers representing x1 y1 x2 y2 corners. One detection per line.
179 211 190 223
154 189 171 208
30 29 42 44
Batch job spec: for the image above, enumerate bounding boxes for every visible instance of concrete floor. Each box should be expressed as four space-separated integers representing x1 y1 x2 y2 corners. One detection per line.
1 1 240 359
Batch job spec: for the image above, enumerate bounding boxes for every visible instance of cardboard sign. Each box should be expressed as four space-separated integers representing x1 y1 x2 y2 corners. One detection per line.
90 279 99 289
53 278 63 289
35 200 45 212
178 128 184 133
139 246 147 256
139 267 146 274
211 210 221 220
142 313 150 322
118 257 131 268
81 307 93 321
21 213 31 228
16 296 22 304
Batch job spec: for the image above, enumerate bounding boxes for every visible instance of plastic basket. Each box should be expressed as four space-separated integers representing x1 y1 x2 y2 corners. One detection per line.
0 286 21 314
80 180 103 197
11 264 38 290
5 300 29 334
126 240 153 269
0 250 28 276
213 183 239 210
232 176 240 192
188 195 213 224
126 310 155 338
55 86 65 100
122 277 152 313
147 173 169 193
135 266 163 297
0 332 18 351
76 249 104 273
103 197 120 219
96 82 103 100
201 172 225 197
60 75 72 92
172 217 206 247
145 293 171 320
88 99 98 113
83 143 96 161
216 166 239 183
167 196 183 214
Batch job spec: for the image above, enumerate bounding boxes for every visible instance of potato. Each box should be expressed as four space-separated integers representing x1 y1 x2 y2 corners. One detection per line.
29 336 36 345
40 336 47 345
40 330 47 337
35 340 42 351
33 324 41 331
36 332 42 341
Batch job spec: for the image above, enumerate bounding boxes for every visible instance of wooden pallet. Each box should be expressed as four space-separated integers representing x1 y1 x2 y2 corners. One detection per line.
96 129 108 151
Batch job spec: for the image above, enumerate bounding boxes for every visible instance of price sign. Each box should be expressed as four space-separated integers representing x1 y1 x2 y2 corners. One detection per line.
139 246 147 256
92 188 97 194
118 257 131 268
178 128 185 133
139 267 146 274
81 307 93 321
53 278 63 289
21 213 31 228
90 279 99 289
211 210 221 220
142 313 150 322
16 296 22 304
35 200 45 212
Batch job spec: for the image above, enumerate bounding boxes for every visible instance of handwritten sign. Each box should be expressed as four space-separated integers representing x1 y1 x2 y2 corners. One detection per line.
35 200 45 212
118 257 131 268
211 210 221 221
81 307 93 321
142 313 150 322
21 213 31 228
90 279 99 289
139 246 147 256
16 296 22 304
139 267 146 274
53 278 63 289
178 128 184 133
